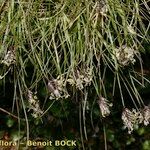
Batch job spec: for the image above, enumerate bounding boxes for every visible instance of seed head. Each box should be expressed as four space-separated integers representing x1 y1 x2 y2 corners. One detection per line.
67 66 93 90
114 45 137 66
97 96 112 117
48 75 69 100
122 108 135 134
1 47 16 67
48 80 61 98
27 90 43 118
96 0 108 16
142 106 150 126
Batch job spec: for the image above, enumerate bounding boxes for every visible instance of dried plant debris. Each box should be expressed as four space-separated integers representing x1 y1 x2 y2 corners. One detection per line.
97 96 112 117
1 47 16 67
122 106 150 134
48 75 69 100
27 90 43 118
114 45 137 66
67 66 93 90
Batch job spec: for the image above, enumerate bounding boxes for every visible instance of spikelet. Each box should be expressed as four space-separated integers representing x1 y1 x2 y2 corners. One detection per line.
1 47 16 67
97 96 112 117
27 90 43 118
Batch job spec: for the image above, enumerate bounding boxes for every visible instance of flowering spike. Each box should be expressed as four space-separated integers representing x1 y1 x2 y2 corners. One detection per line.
97 96 112 117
